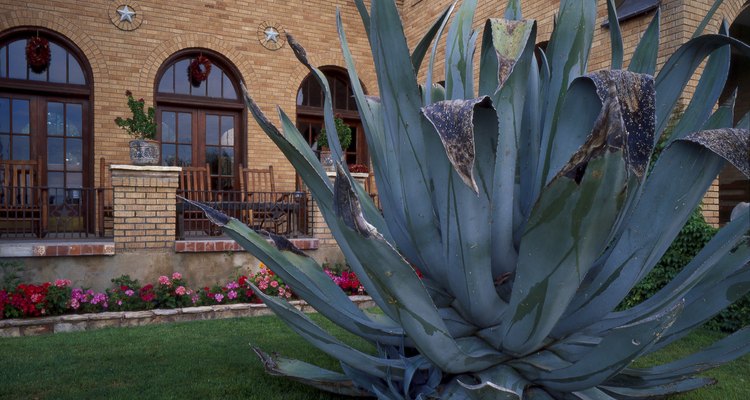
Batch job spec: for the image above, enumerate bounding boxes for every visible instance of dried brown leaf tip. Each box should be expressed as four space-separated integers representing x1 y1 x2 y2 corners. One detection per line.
333 164 377 238
422 97 493 193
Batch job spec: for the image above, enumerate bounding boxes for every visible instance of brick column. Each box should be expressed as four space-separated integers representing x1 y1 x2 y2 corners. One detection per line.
311 172 369 245
110 165 181 252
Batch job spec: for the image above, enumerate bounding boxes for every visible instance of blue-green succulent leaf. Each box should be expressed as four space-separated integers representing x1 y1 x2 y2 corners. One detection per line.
628 8 660 75
445 0 477 99
458 365 529 399
252 347 373 397
600 377 716 398
692 0 724 38
412 5 454 74
504 0 522 20
605 0 623 70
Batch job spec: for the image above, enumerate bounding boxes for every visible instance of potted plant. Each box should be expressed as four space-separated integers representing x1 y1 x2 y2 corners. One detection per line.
317 116 352 171
114 90 159 165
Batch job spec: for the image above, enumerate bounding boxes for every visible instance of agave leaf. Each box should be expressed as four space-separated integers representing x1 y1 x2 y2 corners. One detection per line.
570 388 617 400
445 0 478 99
738 111 750 129
458 365 529 399
600 377 716 398
666 22 731 143
587 210 749 335
703 90 736 131
518 52 544 222
478 18 536 277
605 0 623 70
558 128 749 335
333 165 509 373
536 0 596 189
616 326 750 386
412 4 455 74
503 70 653 355
504 0 522 20
425 4 456 106
532 301 683 392
691 0 724 39
628 8 660 75
422 98 510 326
252 347 372 397
654 34 750 144
681 128 750 176
353 0 370 41
287 34 346 165
250 281 407 380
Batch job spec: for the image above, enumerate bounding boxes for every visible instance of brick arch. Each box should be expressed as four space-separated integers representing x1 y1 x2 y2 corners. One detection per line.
0 8 108 82
286 50 378 104
138 33 255 94
715 0 749 31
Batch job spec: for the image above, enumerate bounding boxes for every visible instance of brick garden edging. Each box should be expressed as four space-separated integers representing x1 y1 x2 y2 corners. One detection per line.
0 295 375 338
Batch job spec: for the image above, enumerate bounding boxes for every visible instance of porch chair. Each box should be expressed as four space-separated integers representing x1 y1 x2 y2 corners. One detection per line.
0 157 48 238
177 163 218 236
238 164 292 234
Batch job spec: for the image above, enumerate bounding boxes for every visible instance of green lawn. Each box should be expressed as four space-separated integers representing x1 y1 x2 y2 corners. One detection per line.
0 315 747 399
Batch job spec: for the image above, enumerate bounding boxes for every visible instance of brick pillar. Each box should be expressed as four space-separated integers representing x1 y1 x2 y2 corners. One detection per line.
311 172 370 245
702 179 720 227
110 165 181 252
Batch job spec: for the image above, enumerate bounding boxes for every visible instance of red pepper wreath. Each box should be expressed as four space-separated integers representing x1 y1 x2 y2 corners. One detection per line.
26 36 51 73
188 55 212 87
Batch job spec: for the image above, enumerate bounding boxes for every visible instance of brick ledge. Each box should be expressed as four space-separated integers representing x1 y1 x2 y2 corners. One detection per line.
175 238 319 253
0 241 115 258
0 296 375 337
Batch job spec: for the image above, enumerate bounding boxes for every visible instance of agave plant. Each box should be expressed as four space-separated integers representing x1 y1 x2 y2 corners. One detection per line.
187 0 750 398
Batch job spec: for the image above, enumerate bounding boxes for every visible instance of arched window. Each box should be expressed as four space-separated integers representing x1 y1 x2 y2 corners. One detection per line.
296 67 367 165
155 50 244 190
0 28 91 200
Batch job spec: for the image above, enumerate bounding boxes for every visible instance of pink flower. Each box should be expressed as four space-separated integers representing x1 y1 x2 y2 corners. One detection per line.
191 294 199 304
70 298 80 310
278 287 286 296
117 300 123 306
270 280 279 288
226 281 239 290
54 279 71 287
285 291 292 299
125 289 135 297
158 276 170 285
259 281 268 290
172 272 182 280
228 290 237 300
175 286 186 296
214 293 224 303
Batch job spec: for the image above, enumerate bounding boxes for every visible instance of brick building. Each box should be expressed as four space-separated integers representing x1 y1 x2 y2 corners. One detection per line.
0 0 748 288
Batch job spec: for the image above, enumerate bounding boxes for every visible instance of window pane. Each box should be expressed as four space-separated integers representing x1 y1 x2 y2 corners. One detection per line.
220 148 234 175
222 73 237 99
49 43 66 83
12 136 29 160
220 116 234 146
8 40 26 79
68 54 85 84
66 103 82 137
308 80 322 107
174 59 190 94
206 147 219 173
0 98 9 133
12 99 29 133
29 65 46 81
158 66 174 93
334 78 347 110
48 137 65 169
190 76 207 96
177 112 192 143
48 172 64 202
66 172 82 188
205 115 218 145
0 45 6 78
161 144 176 166
47 102 65 136
177 144 192 166
161 111 175 142
207 68 222 98
66 138 82 171
296 88 303 106
0 134 9 160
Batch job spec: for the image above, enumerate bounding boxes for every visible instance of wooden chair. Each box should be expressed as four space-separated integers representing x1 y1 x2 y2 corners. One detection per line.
177 163 217 236
97 157 114 236
238 164 291 233
0 157 47 238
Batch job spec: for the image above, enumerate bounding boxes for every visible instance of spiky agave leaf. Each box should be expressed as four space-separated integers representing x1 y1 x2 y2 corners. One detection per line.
188 0 750 398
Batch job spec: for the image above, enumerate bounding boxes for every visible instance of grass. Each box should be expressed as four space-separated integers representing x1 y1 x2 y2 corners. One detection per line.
0 315 747 399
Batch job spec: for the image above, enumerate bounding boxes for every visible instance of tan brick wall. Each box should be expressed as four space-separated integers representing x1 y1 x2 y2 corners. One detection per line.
110 165 180 252
0 0 378 194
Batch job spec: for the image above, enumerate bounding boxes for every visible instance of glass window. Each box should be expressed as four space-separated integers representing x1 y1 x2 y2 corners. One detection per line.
2 37 86 85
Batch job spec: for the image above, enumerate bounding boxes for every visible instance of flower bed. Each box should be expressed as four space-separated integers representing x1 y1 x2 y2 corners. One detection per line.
0 263 366 320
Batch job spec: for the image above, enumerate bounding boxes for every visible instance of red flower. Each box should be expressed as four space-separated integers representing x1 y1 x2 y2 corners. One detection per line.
238 276 248 286
139 284 155 302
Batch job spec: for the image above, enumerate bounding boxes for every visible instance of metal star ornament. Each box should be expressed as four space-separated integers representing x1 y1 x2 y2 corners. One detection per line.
257 21 286 51
264 28 280 43
117 5 136 23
